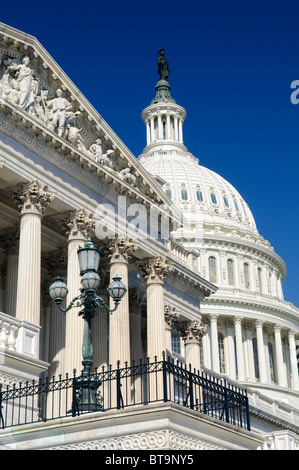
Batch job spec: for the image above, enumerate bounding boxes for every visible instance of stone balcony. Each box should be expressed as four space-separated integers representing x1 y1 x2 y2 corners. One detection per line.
0 311 48 386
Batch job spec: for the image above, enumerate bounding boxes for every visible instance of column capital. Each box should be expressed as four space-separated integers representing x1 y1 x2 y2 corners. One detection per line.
108 235 138 264
255 319 264 329
129 287 146 312
209 313 219 323
138 255 173 284
59 208 95 240
0 225 20 254
13 180 54 216
42 249 68 278
178 320 207 344
164 305 179 328
233 315 243 325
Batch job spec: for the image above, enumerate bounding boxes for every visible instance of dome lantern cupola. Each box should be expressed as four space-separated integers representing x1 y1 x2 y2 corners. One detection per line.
141 49 187 154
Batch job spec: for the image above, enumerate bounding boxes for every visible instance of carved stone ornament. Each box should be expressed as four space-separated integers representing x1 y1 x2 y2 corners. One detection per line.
177 320 207 343
138 256 173 283
119 168 136 187
0 56 116 166
0 224 20 254
59 208 95 240
164 305 179 328
12 179 54 215
108 235 138 263
42 249 67 277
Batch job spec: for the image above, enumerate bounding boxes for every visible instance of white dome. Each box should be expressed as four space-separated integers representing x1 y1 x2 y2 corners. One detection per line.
140 151 257 236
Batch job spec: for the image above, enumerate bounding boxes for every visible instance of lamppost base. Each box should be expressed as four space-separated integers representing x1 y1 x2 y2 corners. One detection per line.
71 374 103 414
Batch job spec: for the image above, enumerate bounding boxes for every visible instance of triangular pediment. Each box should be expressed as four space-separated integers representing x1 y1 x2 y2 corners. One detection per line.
0 22 183 225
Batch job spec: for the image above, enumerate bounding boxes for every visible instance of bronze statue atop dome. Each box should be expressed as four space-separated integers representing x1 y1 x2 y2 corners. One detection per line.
157 49 170 80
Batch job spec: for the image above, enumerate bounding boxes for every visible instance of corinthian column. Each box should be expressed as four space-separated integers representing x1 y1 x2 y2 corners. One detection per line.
13 180 54 326
108 235 137 367
43 249 67 378
0 225 20 317
138 256 173 361
179 320 206 372
164 305 179 359
60 209 95 375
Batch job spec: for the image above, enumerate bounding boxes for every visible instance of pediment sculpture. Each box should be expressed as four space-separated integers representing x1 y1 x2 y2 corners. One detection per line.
0 54 143 180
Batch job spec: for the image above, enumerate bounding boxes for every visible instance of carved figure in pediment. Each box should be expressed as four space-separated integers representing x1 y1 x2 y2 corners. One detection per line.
119 167 136 187
46 88 73 137
89 139 103 160
66 125 89 155
6 56 34 110
89 139 114 169
4 79 20 104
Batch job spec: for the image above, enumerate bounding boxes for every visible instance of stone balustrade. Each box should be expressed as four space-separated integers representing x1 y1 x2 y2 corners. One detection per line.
168 238 199 270
0 311 40 359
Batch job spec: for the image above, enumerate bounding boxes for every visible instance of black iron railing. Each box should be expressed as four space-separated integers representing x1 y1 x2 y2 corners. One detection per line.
0 355 250 431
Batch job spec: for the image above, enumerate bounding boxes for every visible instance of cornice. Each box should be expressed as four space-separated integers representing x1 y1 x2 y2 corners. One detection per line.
202 234 286 277
0 23 183 225
202 290 299 325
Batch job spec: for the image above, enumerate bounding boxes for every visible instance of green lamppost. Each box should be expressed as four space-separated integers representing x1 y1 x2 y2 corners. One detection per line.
49 238 127 412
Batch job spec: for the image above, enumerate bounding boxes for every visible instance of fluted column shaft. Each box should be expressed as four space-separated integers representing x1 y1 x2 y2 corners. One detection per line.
108 236 137 368
179 320 206 372
65 237 86 375
14 181 54 326
0 225 20 317
234 316 245 381
139 256 172 361
61 209 95 375
210 314 220 373
6 252 19 317
255 320 267 383
109 258 130 367
274 324 286 387
288 330 299 390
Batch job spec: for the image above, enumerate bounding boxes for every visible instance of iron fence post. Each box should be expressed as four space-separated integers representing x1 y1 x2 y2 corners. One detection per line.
72 377 79 417
189 369 194 410
0 384 4 429
245 394 251 431
116 367 121 409
162 359 168 402
224 387 230 424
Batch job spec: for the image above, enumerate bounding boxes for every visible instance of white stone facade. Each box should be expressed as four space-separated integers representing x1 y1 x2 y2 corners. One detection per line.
0 23 298 450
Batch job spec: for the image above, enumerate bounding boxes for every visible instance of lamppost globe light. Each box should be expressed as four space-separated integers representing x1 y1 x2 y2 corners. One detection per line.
49 277 68 304
81 271 101 291
77 238 101 275
107 275 127 302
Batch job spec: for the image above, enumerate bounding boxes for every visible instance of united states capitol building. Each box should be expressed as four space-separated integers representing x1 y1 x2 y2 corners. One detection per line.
0 22 299 451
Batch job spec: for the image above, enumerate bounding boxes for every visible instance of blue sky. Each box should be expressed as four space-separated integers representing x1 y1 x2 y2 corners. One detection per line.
1 0 299 306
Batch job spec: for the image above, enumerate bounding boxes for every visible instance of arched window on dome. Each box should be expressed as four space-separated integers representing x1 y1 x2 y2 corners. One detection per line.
209 256 217 283
252 338 260 380
181 189 188 201
234 200 240 212
218 333 226 374
244 263 250 289
223 196 230 208
196 190 203 202
210 193 217 204
268 342 276 383
227 259 234 286
165 188 172 199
